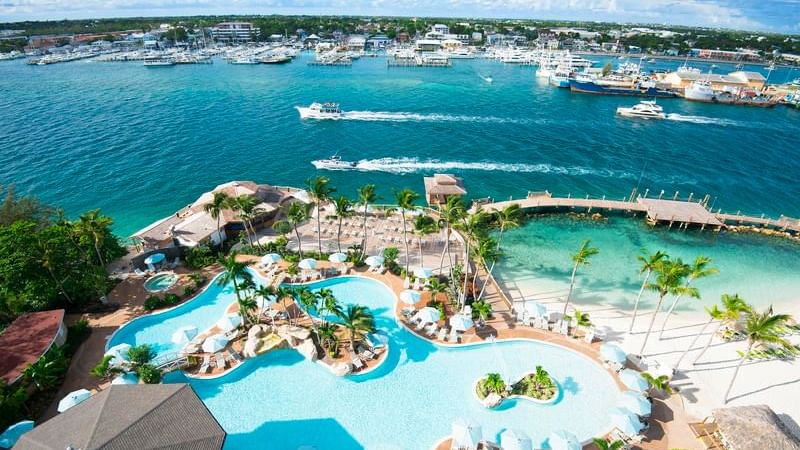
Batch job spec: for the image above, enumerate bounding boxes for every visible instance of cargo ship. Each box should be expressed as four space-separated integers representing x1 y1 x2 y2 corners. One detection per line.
569 79 676 98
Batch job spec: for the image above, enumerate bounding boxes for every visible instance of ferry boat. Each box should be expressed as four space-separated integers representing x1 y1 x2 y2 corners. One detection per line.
548 67 572 88
296 102 343 119
569 79 676 98
143 57 175 67
616 101 666 119
312 155 358 170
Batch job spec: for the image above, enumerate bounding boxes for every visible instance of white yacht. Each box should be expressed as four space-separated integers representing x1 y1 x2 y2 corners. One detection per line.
616 101 666 119
296 102 343 119
312 155 358 170
684 80 716 102
448 48 476 59
143 56 175 67
231 56 258 65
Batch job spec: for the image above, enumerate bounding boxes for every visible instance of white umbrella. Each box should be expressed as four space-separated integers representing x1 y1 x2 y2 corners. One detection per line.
298 258 317 270
548 430 581 450
609 407 644 437
365 255 384 267
57 389 91 413
202 334 229 353
618 390 652 417
399 290 421 305
261 253 282 265
413 267 433 279
171 325 199 345
104 343 131 366
328 252 347 264
619 369 649 392
600 343 627 365
449 314 474 332
111 372 139 385
415 306 440 324
216 314 242 332
524 301 547 318
500 429 532 450
451 418 482 450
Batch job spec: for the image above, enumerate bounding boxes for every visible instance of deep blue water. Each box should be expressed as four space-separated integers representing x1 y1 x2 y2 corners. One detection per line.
0 53 798 237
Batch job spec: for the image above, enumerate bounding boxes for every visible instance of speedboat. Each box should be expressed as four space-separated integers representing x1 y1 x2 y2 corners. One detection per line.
297 102 343 119
143 56 175 67
616 101 666 119
312 155 357 170
231 57 258 65
259 55 292 64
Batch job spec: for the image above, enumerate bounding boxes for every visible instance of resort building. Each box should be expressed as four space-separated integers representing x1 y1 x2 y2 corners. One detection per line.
415 39 442 52
15 384 226 450
0 309 66 385
209 22 259 43
432 24 450 36
347 35 366 52
661 70 767 91
367 34 391 49
423 173 467 206
690 48 761 61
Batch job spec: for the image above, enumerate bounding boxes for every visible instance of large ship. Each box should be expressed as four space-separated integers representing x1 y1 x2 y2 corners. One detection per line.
296 102 343 119
683 80 716 102
569 79 676 98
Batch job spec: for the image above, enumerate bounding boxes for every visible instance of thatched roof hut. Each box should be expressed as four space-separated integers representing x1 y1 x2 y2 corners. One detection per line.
423 174 466 206
713 404 800 450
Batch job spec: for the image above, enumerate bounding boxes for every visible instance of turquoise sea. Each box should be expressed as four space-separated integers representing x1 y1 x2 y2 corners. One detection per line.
1 52 799 312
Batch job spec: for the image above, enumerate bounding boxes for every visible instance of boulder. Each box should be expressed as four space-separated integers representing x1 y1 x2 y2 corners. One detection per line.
248 324 267 340
482 392 503 409
330 362 352 377
243 337 260 358
296 339 319 362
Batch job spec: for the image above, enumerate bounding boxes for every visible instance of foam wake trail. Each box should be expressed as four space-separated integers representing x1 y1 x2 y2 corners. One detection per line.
666 114 740 126
340 111 525 124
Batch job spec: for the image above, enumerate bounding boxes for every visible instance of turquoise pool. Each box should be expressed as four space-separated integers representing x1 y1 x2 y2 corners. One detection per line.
152 275 621 449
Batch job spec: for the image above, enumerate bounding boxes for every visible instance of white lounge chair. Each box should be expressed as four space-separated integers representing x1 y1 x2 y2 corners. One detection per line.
133 268 146 277
427 323 438 337
437 328 447 341
214 352 227 369
198 355 211 373
351 353 365 370
559 321 570 335
449 329 459 343
584 328 595 343
416 321 428 331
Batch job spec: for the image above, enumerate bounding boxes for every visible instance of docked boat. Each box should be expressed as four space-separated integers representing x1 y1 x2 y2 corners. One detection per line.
569 79 676 98
259 55 292 64
684 80 716 102
312 155 357 170
231 57 258 65
616 101 666 119
296 102 343 119
143 57 175 67
548 67 571 88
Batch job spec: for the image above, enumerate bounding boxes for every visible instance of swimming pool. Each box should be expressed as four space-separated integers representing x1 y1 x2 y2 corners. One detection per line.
143 273 178 293
158 275 621 449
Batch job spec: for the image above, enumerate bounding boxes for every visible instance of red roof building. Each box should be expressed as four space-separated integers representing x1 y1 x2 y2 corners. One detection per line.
0 309 66 385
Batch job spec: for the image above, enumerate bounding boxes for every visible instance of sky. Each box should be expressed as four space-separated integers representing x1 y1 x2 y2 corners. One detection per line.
1 0 799 33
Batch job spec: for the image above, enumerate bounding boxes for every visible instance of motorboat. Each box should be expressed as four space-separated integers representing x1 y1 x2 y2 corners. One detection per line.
312 155 357 170
616 101 666 119
259 55 292 64
296 102 343 119
684 80 716 102
143 56 175 67
231 57 258 65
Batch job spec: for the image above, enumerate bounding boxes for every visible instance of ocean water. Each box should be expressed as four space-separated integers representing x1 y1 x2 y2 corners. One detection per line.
0 53 798 239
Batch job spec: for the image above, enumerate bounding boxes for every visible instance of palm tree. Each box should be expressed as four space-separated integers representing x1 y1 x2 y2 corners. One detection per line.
474 236 501 302
284 201 312 259
425 278 448 303
638 259 694 356
483 372 506 394
318 288 342 325
356 184 378 258
436 196 466 276
572 307 592 335
455 209 489 307
413 214 438 268
642 371 674 397
296 287 319 332
471 300 492 326
317 322 340 357
337 304 376 351
252 285 276 320
36 237 73 304
203 191 230 248
659 256 718 338
331 195 353 253
77 209 114 267
693 295 752 365
724 307 794 403
306 176 336 254
274 286 296 325
217 253 253 325
592 438 625 450
630 250 668 333
675 294 750 368
229 194 262 247
562 240 600 317
492 203 522 251
23 349 66 391
394 188 420 274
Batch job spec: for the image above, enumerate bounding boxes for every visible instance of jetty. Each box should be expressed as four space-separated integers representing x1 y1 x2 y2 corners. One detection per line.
474 190 800 234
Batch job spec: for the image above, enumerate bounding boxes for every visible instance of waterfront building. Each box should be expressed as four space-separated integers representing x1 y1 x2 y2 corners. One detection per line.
209 22 259 43
0 310 66 385
661 70 767 91
367 34 391 49
691 47 761 61
423 173 466 206
415 39 441 52
347 35 366 51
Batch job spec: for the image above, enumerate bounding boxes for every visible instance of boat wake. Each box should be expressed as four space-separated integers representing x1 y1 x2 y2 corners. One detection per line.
665 114 740 126
338 111 523 124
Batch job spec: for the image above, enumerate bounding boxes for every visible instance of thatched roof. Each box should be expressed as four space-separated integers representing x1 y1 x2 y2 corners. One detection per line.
424 174 466 196
713 404 800 450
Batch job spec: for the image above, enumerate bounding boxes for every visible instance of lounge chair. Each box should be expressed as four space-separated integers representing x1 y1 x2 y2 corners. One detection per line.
229 349 244 363
357 344 376 360
427 323 439 337
214 352 227 370
198 355 211 373
449 329 459 343
416 321 428 331
350 352 365 370
437 328 448 341
584 328 595 343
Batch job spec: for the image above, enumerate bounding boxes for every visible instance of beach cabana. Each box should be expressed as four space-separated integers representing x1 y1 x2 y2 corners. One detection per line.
298 258 317 270
449 314 474 332
600 343 627 365
609 407 644 437
399 290 421 305
548 430 581 450
143 252 165 271
171 326 199 345
451 418 482 450
711 404 800 450
202 334 229 353
57 389 91 413
216 314 242 332
0 420 34 448
103 343 131 367
111 372 140 385
261 253 282 266
415 307 440 325
499 429 532 450
619 369 648 392
618 390 651 417
365 255 384 267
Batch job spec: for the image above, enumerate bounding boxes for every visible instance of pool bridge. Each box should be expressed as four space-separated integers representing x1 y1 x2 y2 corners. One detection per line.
153 352 191 373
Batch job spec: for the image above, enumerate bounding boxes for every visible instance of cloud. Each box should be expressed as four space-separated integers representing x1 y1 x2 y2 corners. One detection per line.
0 0 797 32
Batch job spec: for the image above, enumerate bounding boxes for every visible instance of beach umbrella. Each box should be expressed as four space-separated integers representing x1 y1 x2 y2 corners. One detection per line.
415 306 440 324
399 290 421 305
202 334 229 353
618 390 652 417
449 314 474 332
144 253 165 265
328 252 348 264
261 253 282 265
548 430 581 450
57 389 91 413
599 343 627 365
0 420 34 448
609 407 644 437
451 418 482 450
104 343 131 367
111 372 139 385
171 325 198 345
365 255 384 267
298 258 317 270
500 429 532 450
619 369 649 392
524 301 547 318
413 267 433 279
216 314 242 332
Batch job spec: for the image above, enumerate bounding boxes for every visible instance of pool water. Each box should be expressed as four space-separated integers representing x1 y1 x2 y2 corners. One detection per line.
143 273 178 293
157 276 621 449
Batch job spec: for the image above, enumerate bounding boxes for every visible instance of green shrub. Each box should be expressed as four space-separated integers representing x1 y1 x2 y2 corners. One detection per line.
126 344 155 367
64 319 91 355
185 245 215 269
0 380 27 431
182 285 196 297
163 293 180 306
144 295 162 311
90 355 119 380
136 364 161 384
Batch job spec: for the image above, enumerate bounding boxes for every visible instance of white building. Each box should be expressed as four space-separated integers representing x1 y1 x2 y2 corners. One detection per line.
209 22 259 43
432 24 450 35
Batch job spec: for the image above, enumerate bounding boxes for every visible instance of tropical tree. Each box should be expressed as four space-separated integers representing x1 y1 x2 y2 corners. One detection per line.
572 307 592 334
630 250 668 333
659 256 718 338
592 438 625 450
23 347 67 391
638 259 694 356
217 252 252 308
724 307 794 403
228 194 262 248
675 294 750 368
275 285 296 325
252 285 276 320
203 191 230 248
317 322 341 356
491 203 522 251
283 201 312 259
426 277 448 303
562 240 600 317
337 304 376 351
296 287 319 332
642 371 674 397
413 214 438 267
331 195 353 253
483 372 506 394
436 195 466 275
474 237 501 302
356 184 378 258
318 288 342 326
394 188 419 274
306 176 336 254
471 299 492 326
455 209 489 307
36 236 73 304
77 209 114 267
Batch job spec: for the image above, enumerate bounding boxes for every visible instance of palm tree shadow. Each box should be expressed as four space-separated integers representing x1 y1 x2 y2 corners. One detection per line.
726 377 800 403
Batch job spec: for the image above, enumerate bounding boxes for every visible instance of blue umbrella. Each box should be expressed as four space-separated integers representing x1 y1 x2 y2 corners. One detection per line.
609 407 644 437
548 429 580 450
0 420 34 448
599 343 627 365
618 390 652 417
144 253 165 265
619 369 649 392
298 258 317 270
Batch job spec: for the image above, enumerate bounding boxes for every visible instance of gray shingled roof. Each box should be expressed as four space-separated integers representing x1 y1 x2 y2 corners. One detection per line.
14 384 225 450
713 404 800 450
